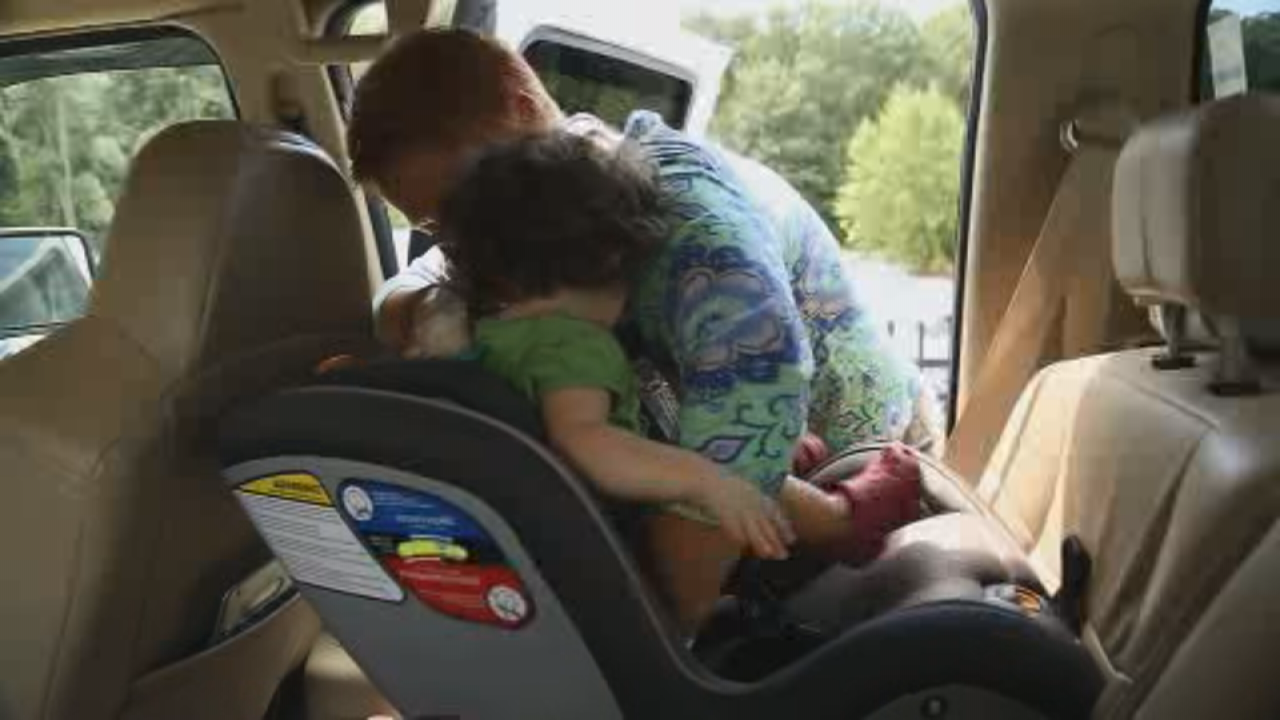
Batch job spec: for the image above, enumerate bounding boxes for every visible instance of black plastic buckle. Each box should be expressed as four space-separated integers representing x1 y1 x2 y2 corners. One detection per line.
1051 536 1092 636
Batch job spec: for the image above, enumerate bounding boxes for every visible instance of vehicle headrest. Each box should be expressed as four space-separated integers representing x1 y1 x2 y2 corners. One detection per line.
1112 94 1280 351
90 120 372 379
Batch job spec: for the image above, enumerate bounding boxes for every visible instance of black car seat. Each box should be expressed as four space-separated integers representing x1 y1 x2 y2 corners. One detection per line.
219 355 1101 719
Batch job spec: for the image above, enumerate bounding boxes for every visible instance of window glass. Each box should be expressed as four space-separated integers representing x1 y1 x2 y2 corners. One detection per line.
0 232 91 334
0 31 235 356
684 0 975 407
523 40 693 130
0 34 234 254
1203 0 1280 98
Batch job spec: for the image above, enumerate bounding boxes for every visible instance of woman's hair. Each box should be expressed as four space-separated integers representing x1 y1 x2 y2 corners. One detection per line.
346 28 561 183
438 130 666 315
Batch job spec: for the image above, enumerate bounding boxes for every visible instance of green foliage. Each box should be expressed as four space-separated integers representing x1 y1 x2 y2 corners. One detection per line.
1242 12 1280 93
918 5 976 107
686 1 974 267
1200 12 1280 102
687 0 926 225
0 135 21 225
836 85 964 274
0 65 232 250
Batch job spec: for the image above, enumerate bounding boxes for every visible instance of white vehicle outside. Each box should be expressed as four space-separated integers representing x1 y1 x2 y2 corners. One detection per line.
0 229 94 360
500 2 731 137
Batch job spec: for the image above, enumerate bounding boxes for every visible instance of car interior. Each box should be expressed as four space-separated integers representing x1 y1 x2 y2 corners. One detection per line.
0 0 1277 718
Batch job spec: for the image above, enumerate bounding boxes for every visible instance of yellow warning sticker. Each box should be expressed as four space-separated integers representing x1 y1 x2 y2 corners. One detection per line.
238 473 333 506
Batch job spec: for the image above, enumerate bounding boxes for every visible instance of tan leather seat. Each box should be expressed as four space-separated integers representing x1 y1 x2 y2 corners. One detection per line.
303 634 400 720
919 94 1280 718
0 121 374 720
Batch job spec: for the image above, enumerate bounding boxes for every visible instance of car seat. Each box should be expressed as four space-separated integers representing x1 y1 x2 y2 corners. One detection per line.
218 356 1101 719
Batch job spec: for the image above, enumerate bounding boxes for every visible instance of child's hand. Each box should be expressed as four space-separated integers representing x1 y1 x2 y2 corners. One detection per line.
691 475 794 560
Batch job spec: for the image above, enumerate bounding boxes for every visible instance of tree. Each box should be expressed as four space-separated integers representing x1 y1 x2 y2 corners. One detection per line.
686 0 925 225
918 4 976 107
0 65 231 248
835 85 964 274
1242 12 1280 93
0 135 21 225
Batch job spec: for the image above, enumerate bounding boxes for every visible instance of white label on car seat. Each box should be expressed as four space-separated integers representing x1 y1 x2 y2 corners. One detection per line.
235 473 404 602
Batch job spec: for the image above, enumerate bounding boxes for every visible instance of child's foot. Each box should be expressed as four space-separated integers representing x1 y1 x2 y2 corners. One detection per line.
828 443 922 565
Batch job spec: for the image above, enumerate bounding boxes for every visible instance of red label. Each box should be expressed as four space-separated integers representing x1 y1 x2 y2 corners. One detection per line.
384 557 533 628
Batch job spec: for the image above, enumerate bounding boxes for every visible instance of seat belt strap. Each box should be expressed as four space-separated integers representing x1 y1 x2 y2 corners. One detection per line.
945 120 1126 484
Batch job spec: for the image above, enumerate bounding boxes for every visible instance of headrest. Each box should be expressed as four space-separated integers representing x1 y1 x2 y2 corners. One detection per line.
90 121 372 378
1112 94 1280 343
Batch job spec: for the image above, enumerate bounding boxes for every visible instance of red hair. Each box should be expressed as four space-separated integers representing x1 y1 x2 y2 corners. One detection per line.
347 28 560 182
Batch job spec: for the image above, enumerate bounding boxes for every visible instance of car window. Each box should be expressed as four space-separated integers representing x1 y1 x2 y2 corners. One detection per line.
1203 0 1280 97
0 30 235 357
522 38 693 130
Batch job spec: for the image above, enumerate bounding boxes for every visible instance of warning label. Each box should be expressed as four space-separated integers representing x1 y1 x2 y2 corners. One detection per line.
235 474 403 602
239 473 334 506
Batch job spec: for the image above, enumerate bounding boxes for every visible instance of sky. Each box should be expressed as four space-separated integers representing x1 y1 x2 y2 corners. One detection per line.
671 0 961 21
499 0 966 57
1214 0 1279 16
507 0 965 30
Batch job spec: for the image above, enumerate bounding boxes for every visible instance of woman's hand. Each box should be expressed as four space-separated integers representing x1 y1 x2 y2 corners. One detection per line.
688 474 794 560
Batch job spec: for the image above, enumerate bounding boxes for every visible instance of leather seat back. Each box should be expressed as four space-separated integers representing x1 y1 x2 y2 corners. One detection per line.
0 121 373 720
972 93 1280 718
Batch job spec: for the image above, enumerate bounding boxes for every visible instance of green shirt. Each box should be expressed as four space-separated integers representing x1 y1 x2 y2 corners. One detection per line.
473 314 641 433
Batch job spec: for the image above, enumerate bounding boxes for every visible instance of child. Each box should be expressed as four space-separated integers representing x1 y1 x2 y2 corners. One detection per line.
437 131 920 629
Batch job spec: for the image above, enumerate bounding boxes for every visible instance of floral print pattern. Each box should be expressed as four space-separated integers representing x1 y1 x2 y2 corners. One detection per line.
623 111 920 496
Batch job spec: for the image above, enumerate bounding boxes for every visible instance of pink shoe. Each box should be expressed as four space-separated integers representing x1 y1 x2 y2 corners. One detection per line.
828 443 922 565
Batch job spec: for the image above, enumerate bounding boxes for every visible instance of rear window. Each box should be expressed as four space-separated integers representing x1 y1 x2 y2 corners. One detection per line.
0 31 235 253
523 39 692 130
0 30 235 356
1202 0 1280 97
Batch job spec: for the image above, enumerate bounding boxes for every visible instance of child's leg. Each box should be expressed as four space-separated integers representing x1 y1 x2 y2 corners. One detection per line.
779 477 854 545
644 511 742 634
780 443 923 562
642 482 854 632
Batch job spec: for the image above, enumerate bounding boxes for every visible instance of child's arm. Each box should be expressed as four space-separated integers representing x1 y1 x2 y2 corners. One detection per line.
541 387 791 560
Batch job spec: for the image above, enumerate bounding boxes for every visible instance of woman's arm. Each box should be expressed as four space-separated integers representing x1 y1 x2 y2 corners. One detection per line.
373 247 467 355
374 286 430 350
542 387 790 559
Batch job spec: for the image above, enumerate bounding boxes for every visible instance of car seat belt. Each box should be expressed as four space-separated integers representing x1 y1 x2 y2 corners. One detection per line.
945 106 1135 484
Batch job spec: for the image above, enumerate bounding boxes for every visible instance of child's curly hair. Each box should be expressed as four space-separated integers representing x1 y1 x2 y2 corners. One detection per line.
438 131 666 316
